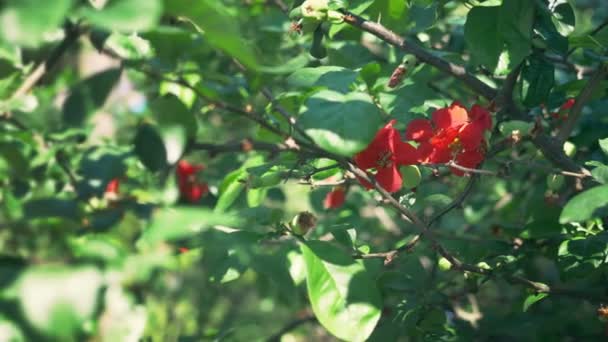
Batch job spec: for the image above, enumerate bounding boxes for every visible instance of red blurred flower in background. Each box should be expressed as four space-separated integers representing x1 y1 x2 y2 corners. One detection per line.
176 160 209 203
550 98 575 120
354 120 418 192
105 178 120 195
324 186 346 209
405 102 492 176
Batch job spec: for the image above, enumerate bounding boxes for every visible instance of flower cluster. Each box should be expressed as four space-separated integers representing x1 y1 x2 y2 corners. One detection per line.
405 101 492 176
176 160 209 203
354 102 492 192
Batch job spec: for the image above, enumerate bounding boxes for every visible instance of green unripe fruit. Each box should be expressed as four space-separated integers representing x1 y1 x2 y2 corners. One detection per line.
438 257 452 271
301 0 329 21
290 211 317 235
563 141 577 157
546 174 565 191
476 261 491 271
400 165 422 189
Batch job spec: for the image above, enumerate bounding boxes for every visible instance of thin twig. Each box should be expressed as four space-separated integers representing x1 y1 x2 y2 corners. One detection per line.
428 175 478 227
191 139 293 156
10 22 82 102
340 11 497 100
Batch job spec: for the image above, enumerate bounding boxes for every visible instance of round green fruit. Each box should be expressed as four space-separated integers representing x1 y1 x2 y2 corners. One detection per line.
290 211 317 235
438 257 452 271
400 165 422 189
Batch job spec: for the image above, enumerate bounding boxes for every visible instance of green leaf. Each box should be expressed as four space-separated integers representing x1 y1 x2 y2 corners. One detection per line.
247 188 268 207
16 266 103 339
62 68 121 126
164 0 257 68
560 185 608 223
151 94 197 164
498 0 534 69
215 169 246 212
521 54 555 107
298 90 383 157
80 0 162 32
24 199 79 220
591 165 608 184
535 8 569 55
464 6 502 70
523 293 548 312
552 2 575 36
139 207 243 247
599 138 608 156
287 66 358 93
133 123 167 172
465 1 533 73
0 0 72 47
301 240 382 342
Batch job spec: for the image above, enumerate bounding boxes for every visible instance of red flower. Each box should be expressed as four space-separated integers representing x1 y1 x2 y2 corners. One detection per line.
354 120 418 192
176 160 209 203
405 102 492 175
105 178 120 194
324 186 346 209
561 98 575 111
549 98 575 121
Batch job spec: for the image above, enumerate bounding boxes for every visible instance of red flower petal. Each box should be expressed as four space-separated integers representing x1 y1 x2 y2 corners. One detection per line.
432 102 469 130
405 119 433 142
355 120 397 169
561 98 575 111
416 142 434 163
470 104 492 130
182 183 209 203
376 166 402 193
459 121 485 150
428 145 452 164
105 178 120 194
177 160 204 177
394 140 419 165
429 126 459 149
323 186 346 209
452 149 484 176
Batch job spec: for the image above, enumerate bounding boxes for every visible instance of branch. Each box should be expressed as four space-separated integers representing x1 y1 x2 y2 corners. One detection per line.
191 138 294 156
135 67 291 140
556 64 608 142
341 11 497 100
530 133 591 176
10 22 82 101
428 175 478 227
